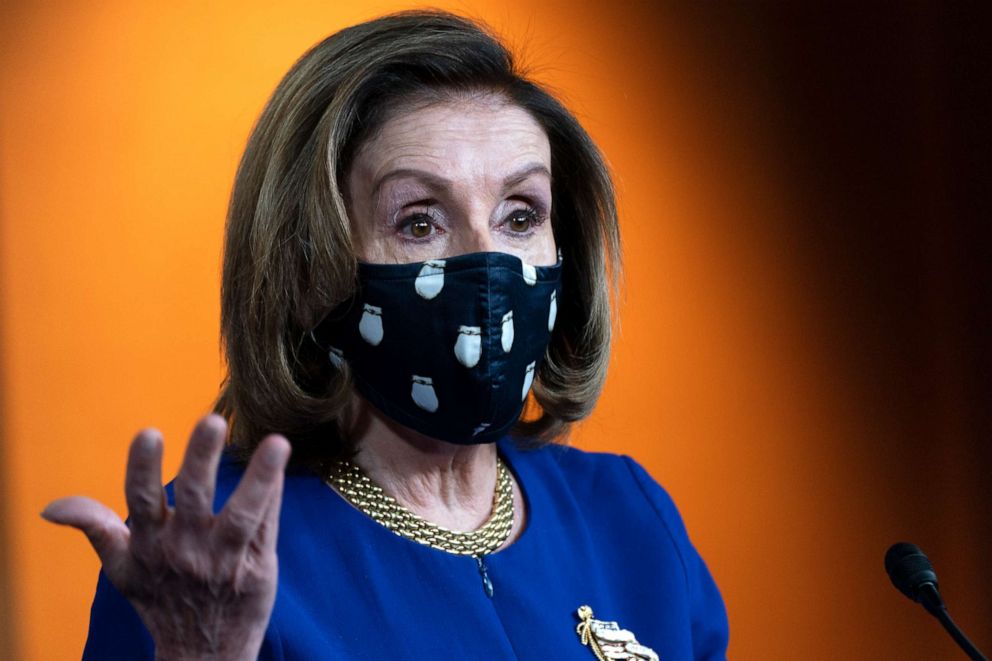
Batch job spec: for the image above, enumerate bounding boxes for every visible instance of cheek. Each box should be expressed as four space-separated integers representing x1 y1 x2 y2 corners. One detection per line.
358 236 446 265
350 225 386 263
495 223 558 266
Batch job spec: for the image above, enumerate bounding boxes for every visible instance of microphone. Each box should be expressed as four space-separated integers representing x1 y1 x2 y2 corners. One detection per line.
885 542 988 661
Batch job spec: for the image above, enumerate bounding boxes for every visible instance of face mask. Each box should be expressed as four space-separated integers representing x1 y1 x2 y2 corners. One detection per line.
312 250 562 445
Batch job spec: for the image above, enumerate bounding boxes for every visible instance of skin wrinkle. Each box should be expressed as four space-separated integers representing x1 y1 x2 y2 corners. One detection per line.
41 415 286 660
41 17 615 657
370 162 553 217
147 541 270 657
351 99 556 266
340 96 556 539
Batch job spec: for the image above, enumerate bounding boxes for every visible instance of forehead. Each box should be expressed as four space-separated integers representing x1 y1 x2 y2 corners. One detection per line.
350 97 551 190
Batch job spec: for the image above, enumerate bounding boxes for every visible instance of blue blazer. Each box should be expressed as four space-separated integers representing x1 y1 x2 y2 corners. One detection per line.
83 439 729 659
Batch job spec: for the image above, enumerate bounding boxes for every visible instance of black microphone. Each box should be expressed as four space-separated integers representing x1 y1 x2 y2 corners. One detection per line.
885 542 988 661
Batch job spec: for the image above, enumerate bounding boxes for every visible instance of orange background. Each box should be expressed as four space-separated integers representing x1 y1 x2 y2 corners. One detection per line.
1 2 989 659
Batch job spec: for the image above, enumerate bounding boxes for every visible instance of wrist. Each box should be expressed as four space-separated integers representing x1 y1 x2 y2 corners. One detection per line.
155 647 259 661
154 635 263 661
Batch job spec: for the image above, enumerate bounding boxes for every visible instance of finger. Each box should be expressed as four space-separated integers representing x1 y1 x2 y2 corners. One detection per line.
42 496 130 571
123 429 167 533
172 414 227 528
212 434 290 551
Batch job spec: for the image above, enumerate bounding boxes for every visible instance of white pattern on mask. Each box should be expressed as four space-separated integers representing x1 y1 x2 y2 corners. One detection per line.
414 259 446 299
411 375 439 412
454 325 482 368
328 346 346 369
359 304 384 345
521 262 537 286
501 311 514 353
521 361 536 401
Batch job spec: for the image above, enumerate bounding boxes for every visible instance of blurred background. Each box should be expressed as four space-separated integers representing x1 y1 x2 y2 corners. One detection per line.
1 1 988 658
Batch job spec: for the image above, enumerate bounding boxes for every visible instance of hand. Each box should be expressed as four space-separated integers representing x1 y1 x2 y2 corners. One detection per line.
42 414 291 661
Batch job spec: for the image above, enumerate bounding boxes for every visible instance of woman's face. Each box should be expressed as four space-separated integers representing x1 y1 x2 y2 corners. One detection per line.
345 96 557 266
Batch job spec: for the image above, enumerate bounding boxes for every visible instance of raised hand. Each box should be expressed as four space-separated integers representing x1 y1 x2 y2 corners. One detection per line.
42 414 291 661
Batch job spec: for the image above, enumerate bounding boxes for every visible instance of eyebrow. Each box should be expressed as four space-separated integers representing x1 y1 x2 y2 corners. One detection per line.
370 162 552 202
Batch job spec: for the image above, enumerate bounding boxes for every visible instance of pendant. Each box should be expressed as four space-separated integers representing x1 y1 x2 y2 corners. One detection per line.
475 555 494 598
575 605 659 661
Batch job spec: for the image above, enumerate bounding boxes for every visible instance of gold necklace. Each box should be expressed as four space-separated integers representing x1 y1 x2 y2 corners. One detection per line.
326 455 514 557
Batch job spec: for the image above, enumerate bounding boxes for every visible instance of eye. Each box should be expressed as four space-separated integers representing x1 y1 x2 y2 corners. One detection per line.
507 207 542 233
396 210 443 240
409 217 432 238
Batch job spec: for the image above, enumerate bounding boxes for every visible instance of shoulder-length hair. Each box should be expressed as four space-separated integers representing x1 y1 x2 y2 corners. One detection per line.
215 8 621 472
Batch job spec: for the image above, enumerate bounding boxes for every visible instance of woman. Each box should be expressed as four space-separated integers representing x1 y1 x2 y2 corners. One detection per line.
43 9 728 660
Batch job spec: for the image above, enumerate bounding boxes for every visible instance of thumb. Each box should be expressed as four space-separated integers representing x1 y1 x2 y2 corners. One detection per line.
42 496 131 570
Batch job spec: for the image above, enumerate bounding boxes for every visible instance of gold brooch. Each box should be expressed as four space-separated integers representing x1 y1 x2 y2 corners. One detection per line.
575 605 659 661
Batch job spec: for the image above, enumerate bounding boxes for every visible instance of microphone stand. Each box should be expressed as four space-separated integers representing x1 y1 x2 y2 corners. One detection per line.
918 584 988 661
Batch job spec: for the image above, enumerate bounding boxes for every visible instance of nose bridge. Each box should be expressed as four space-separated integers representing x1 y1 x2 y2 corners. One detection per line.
457 198 496 254
464 223 496 254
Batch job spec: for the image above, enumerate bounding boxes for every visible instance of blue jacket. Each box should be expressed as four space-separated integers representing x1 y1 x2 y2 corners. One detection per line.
83 439 729 659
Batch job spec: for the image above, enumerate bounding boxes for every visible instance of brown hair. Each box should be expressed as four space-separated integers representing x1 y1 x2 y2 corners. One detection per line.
215 8 621 471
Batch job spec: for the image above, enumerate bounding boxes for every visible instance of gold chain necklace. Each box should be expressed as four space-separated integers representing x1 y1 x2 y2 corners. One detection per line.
326 455 514 557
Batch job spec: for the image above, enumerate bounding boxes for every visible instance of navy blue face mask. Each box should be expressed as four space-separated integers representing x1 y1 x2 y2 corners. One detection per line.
311 251 562 445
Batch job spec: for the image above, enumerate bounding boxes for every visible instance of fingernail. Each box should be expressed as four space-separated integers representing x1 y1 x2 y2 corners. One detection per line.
201 414 227 436
263 440 288 468
138 431 162 452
